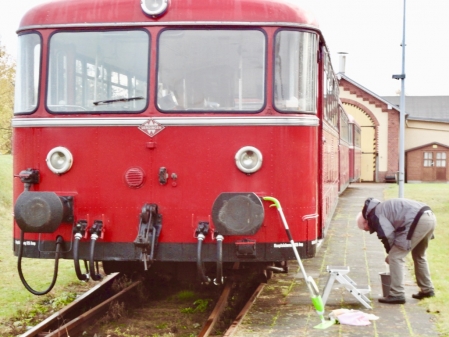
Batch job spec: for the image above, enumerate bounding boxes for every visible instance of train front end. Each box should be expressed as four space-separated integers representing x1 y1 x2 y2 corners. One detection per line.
12 0 324 289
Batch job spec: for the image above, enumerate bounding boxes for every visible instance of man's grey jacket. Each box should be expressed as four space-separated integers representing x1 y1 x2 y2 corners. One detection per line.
362 198 429 252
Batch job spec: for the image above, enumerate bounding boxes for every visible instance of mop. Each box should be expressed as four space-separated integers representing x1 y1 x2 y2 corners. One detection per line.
263 197 336 329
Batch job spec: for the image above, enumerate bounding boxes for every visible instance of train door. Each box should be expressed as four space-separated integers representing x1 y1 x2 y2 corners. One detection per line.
360 125 376 182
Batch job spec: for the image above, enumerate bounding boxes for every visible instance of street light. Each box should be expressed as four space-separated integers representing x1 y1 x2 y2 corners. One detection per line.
393 0 407 198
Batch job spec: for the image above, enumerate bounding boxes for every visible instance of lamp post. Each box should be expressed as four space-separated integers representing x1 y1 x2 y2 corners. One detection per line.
393 0 406 198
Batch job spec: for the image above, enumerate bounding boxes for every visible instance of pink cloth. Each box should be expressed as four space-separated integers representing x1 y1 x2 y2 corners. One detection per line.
336 311 374 326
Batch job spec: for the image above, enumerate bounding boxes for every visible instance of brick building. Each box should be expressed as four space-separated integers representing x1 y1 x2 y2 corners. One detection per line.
338 74 449 183
384 96 449 183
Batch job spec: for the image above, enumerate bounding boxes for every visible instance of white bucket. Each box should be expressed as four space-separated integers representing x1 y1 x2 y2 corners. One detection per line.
379 272 391 297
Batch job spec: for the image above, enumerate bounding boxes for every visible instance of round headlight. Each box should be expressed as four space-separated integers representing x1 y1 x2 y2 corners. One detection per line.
235 146 263 174
46 147 73 174
141 0 169 16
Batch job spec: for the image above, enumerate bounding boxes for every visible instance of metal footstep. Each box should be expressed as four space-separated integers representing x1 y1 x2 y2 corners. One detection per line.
322 266 372 309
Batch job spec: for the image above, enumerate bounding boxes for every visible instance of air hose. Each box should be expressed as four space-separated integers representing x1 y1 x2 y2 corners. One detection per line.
89 233 102 281
214 234 224 285
196 233 211 284
73 232 89 281
17 231 63 296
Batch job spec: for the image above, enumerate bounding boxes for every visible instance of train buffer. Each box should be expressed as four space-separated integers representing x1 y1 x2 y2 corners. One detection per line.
321 266 372 309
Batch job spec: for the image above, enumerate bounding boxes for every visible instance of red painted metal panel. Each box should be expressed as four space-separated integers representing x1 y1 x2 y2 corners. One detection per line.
13 124 318 245
19 0 319 28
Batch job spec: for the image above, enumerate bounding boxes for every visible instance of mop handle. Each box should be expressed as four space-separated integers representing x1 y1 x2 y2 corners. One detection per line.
263 197 330 325
262 196 309 280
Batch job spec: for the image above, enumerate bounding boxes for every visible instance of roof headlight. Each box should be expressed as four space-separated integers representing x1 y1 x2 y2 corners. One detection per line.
235 146 263 174
46 147 73 174
141 0 169 16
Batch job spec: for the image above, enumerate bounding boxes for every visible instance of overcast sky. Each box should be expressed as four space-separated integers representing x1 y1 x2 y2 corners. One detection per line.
1 0 447 97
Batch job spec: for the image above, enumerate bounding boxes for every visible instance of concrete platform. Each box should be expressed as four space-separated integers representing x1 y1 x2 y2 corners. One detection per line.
232 183 439 337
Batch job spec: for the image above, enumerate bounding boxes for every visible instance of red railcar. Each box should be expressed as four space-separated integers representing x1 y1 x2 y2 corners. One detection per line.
12 0 348 292
349 115 362 183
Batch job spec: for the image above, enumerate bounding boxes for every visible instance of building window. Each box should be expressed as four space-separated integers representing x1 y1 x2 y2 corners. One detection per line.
423 152 433 167
436 152 447 167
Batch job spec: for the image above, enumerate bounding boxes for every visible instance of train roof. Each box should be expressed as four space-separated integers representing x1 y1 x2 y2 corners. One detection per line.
18 0 320 32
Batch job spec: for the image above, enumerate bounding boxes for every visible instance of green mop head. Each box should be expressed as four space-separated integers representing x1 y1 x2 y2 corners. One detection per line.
311 295 336 329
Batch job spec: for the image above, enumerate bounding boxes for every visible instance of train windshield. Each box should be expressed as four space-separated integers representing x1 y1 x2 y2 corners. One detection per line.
157 29 265 112
14 33 41 114
274 31 318 113
47 30 149 113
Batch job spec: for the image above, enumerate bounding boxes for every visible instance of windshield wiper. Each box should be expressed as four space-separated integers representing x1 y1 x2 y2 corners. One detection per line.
93 96 144 106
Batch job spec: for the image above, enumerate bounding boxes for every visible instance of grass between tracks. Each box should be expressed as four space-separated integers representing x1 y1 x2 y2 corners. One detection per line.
1 155 449 335
384 183 449 336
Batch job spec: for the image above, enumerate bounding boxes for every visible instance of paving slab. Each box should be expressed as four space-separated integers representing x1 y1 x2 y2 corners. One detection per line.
233 183 439 337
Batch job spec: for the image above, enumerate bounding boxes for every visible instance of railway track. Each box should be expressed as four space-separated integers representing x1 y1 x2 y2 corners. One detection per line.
21 271 265 337
21 273 141 337
222 282 265 337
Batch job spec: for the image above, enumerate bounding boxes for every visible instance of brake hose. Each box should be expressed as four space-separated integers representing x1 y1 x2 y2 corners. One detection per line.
17 231 63 295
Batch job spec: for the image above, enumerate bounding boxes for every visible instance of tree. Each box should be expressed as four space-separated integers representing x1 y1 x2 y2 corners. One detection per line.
0 43 15 154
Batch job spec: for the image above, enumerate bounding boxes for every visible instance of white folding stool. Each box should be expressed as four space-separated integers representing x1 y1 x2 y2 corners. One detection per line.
321 266 372 309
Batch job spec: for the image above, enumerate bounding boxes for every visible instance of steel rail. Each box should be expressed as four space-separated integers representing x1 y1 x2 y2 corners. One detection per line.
198 280 233 337
223 282 266 336
45 279 142 337
21 273 121 337
198 262 243 337
20 273 143 337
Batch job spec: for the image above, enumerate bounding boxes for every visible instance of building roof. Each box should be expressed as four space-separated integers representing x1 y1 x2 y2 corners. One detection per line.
405 142 449 153
339 73 449 123
338 73 400 113
382 96 449 123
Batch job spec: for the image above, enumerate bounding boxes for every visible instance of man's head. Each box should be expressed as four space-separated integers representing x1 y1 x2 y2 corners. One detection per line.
361 197 373 219
356 211 369 231
361 197 381 220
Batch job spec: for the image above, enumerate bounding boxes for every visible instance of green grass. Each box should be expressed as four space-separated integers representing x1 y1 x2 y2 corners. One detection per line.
0 155 91 334
384 183 449 336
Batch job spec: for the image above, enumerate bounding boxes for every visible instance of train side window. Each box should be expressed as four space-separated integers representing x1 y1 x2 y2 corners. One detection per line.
327 70 334 121
340 109 349 142
349 124 354 144
14 33 41 114
47 30 149 113
355 127 361 147
157 29 266 113
274 30 318 113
